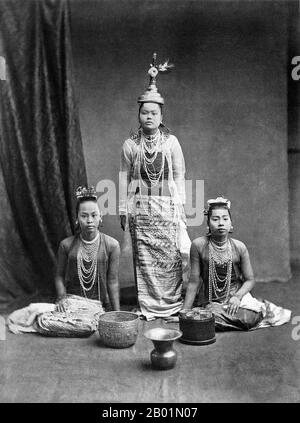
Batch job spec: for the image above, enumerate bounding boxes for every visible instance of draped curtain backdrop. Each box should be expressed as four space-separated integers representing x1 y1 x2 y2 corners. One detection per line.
71 0 291 285
0 0 87 312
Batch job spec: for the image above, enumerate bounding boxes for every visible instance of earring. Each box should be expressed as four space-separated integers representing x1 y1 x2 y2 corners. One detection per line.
74 220 80 233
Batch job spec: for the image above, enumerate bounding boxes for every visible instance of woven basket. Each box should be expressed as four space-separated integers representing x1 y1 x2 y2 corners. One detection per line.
98 311 139 348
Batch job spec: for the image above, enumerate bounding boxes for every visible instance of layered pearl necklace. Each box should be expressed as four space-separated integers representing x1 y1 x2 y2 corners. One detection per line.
77 232 100 297
208 238 232 303
140 130 165 187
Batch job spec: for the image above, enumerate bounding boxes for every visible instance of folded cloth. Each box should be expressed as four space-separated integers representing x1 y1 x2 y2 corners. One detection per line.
166 296 292 329
255 299 292 329
7 295 105 337
210 302 263 331
213 292 291 331
235 292 291 328
34 295 105 337
7 303 56 334
239 292 264 313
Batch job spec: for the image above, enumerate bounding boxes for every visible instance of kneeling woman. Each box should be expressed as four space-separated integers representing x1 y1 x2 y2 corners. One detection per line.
183 197 291 331
34 186 120 336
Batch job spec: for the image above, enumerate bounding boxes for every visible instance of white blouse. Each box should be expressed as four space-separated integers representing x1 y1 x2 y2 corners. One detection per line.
119 133 186 216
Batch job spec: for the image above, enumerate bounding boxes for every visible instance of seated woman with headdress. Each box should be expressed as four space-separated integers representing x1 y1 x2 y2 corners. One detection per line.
32 186 121 337
182 197 291 331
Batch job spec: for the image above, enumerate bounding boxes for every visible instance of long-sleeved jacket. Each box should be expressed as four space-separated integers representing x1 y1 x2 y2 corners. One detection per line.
119 134 186 216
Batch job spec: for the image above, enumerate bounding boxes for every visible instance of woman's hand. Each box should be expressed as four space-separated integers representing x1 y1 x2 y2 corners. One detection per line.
226 296 241 316
56 296 68 313
120 215 126 231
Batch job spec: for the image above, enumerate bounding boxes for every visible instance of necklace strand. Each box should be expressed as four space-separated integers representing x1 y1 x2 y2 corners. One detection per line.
142 129 160 143
139 130 166 188
208 239 232 303
77 233 100 293
210 237 227 247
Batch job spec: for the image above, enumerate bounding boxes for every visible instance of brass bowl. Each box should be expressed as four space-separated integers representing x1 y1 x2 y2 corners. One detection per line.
98 311 139 348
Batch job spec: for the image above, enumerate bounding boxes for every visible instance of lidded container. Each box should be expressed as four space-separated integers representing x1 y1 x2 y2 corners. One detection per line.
179 307 216 345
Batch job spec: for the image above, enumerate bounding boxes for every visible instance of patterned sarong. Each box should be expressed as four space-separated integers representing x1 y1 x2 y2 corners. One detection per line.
207 292 291 331
130 195 184 320
34 295 104 337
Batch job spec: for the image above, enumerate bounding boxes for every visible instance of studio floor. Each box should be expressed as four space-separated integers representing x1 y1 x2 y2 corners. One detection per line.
1 269 300 403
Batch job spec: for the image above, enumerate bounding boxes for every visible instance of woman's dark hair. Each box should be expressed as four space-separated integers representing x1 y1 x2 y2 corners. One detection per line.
75 196 97 216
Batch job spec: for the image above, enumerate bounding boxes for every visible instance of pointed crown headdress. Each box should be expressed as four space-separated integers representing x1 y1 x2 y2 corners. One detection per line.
138 52 174 105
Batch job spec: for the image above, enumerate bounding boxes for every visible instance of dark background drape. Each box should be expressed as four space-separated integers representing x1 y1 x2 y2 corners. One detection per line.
0 0 87 312
70 0 292 285
0 0 297 311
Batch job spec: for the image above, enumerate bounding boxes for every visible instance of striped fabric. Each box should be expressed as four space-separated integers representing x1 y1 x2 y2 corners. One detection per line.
130 196 184 320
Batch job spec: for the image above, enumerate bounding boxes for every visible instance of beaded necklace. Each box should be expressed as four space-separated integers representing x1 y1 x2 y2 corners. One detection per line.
77 232 100 299
208 238 232 303
139 130 166 188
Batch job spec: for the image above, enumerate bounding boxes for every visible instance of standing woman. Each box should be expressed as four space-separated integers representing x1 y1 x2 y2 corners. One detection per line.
119 54 190 320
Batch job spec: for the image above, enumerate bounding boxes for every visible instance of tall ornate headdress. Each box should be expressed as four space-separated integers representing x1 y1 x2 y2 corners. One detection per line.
138 52 174 105
204 196 231 215
75 186 97 200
